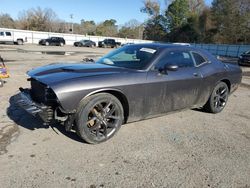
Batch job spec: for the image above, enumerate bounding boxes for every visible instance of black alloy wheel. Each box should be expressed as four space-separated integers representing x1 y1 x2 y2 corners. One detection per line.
76 93 124 144
204 82 229 113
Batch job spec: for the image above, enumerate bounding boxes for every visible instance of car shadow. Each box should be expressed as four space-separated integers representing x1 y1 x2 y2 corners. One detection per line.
7 94 86 143
192 108 210 114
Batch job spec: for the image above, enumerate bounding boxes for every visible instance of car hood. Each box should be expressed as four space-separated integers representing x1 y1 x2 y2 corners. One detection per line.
27 62 134 86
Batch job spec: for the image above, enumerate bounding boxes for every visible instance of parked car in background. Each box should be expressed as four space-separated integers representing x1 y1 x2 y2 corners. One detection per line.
17 44 242 144
39 37 65 46
238 50 250 66
98 39 121 48
0 31 27 45
74 40 96 47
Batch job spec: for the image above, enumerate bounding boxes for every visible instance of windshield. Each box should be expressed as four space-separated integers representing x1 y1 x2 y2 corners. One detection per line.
96 45 158 70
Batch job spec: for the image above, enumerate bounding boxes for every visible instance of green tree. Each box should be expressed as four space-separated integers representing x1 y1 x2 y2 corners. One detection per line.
211 0 250 43
167 13 201 42
96 19 118 37
80 20 96 35
143 15 167 41
165 0 190 30
141 0 168 40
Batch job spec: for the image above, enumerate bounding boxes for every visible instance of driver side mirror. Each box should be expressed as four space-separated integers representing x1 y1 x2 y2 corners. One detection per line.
165 64 178 71
158 64 178 74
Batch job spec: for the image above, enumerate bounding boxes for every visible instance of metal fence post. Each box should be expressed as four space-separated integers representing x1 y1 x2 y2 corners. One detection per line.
216 44 219 56
236 45 240 57
32 32 33 44
225 45 229 57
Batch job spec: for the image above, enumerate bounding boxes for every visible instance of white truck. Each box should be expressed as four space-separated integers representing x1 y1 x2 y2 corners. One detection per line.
0 31 27 45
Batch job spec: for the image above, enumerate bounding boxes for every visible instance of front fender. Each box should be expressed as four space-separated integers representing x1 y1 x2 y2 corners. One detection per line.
54 87 126 114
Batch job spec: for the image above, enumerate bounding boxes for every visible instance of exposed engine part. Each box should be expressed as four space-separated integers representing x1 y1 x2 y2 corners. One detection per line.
64 114 75 132
54 108 68 122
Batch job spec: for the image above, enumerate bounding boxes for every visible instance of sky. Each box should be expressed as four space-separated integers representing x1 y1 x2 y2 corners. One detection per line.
1 0 213 25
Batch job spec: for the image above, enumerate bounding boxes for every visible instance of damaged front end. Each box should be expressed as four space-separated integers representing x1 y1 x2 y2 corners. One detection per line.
17 78 74 129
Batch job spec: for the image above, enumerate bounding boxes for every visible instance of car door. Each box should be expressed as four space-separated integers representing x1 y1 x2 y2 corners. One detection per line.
145 49 203 117
50 37 56 45
5 32 13 43
190 51 218 105
0 31 5 42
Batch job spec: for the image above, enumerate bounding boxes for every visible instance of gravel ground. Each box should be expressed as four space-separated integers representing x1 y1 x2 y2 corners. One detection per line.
0 44 250 188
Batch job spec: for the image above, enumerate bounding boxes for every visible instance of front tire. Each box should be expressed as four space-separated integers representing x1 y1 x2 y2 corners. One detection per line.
203 82 229 113
76 93 124 144
45 41 49 46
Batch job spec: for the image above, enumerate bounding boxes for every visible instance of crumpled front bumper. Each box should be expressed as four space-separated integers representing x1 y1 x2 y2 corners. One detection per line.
16 88 53 123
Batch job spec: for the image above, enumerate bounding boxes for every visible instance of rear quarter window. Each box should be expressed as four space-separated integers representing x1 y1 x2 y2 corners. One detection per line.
6 32 11 36
192 52 207 66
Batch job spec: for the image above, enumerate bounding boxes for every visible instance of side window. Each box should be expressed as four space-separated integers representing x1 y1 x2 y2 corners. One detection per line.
0 32 4 36
155 50 194 69
6 32 11 36
192 52 207 66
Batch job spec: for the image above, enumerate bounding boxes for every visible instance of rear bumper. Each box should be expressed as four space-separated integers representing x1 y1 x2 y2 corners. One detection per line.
16 89 53 123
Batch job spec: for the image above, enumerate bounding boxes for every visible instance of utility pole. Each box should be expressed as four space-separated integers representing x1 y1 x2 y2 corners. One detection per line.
70 14 74 34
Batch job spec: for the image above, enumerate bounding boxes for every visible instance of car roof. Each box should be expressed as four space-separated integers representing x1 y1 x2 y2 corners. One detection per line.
129 43 217 63
129 43 198 51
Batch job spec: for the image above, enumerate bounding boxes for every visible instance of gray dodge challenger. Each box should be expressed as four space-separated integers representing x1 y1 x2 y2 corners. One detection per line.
17 44 242 144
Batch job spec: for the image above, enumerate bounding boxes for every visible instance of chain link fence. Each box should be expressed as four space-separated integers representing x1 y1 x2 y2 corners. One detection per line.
192 43 250 57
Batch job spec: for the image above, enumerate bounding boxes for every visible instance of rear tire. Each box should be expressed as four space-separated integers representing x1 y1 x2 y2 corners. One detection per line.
17 39 23 45
76 93 124 144
60 42 64 46
203 82 229 113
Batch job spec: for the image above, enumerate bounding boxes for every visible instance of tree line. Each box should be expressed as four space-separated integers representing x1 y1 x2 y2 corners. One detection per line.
0 0 249 44
141 0 250 44
0 7 144 39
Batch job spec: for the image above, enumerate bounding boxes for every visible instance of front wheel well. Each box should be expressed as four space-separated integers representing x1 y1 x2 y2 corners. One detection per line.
88 90 129 123
221 79 231 92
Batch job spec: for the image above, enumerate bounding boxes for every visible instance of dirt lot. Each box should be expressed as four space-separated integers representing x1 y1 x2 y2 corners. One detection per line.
0 44 250 188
